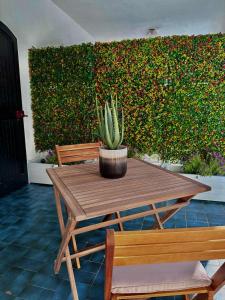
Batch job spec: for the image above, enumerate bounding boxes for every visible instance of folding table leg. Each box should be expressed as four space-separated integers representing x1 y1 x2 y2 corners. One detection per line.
115 211 124 231
158 208 180 226
152 196 193 229
71 235 81 269
65 247 79 300
53 187 79 299
207 292 214 300
54 187 65 235
54 186 76 273
103 212 124 231
150 204 164 229
54 217 76 273
192 293 213 300
67 209 81 269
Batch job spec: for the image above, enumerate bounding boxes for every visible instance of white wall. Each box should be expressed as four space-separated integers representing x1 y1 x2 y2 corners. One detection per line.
0 0 94 161
96 19 225 42
53 0 225 41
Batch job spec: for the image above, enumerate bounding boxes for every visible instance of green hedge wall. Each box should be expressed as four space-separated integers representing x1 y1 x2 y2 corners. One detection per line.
29 44 95 150
29 34 225 160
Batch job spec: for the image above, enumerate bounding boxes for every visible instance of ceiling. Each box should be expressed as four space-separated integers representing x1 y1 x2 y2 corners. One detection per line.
52 0 225 41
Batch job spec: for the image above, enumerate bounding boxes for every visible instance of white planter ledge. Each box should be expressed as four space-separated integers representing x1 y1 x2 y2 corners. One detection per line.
161 162 183 173
156 159 225 202
28 159 97 185
28 161 57 185
182 174 225 202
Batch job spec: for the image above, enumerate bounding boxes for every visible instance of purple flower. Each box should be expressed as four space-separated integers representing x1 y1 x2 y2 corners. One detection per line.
48 150 54 157
211 152 225 167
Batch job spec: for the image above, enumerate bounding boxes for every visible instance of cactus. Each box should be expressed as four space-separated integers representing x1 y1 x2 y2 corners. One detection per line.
96 95 124 150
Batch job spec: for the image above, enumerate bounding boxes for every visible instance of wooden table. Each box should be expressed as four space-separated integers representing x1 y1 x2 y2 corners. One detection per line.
47 158 210 300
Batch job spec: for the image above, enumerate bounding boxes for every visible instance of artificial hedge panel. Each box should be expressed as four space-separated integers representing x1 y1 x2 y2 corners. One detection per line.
29 34 225 160
29 44 95 151
95 39 162 155
95 35 225 160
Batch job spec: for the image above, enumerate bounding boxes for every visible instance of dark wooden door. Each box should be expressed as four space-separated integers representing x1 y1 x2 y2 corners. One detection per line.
0 21 28 196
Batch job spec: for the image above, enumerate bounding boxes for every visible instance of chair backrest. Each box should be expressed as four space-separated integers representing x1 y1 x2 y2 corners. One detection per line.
105 227 225 300
106 226 225 267
55 142 101 166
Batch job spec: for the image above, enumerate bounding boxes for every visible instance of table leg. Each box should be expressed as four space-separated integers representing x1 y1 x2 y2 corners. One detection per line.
65 247 79 300
54 186 77 273
54 197 191 272
152 196 193 228
58 200 190 268
54 217 76 273
150 204 164 229
102 214 113 222
53 187 79 299
67 209 81 269
71 235 81 269
115 211 124 231
103 212 124 231
54 186 65 234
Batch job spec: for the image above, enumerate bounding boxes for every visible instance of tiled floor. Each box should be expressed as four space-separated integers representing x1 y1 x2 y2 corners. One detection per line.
0 184 225 300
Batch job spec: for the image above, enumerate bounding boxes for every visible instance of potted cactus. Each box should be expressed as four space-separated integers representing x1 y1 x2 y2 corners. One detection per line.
96 95 127 178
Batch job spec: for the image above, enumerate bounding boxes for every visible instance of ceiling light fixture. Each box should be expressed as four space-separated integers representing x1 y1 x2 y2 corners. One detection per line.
147 27 158 35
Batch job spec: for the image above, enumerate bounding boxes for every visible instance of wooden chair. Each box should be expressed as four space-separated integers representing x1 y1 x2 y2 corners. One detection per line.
55 142 123 269
105 227 225 300
55 142 101 167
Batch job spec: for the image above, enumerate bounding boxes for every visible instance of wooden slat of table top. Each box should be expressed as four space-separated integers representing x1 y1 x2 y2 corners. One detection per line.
47 159 211 221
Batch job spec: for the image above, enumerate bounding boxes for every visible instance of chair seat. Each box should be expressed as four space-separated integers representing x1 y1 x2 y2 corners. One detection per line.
112 261 211 294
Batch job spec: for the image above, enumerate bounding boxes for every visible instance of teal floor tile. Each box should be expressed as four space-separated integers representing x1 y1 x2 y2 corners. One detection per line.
0 184 224 300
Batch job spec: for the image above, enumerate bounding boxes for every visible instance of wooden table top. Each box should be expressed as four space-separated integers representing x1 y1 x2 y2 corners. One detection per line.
47 159 211 221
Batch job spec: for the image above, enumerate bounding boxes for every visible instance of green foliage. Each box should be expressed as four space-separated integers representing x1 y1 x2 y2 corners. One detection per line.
96 95 124 149
94 35 225 160
29 44 96 151
29 34 225 160
40 150 57 164
183 155 202 174
183 154 225 176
